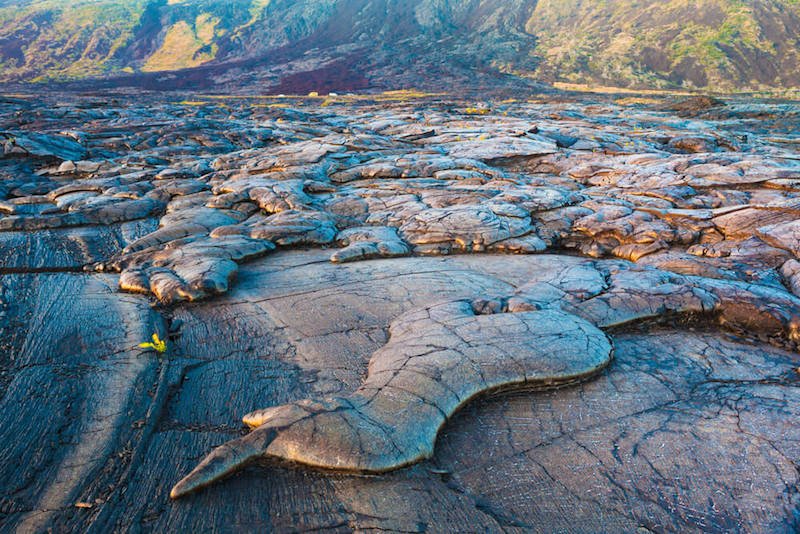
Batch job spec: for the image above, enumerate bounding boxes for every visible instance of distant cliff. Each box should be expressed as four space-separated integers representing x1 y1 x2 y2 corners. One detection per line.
1 0 798 92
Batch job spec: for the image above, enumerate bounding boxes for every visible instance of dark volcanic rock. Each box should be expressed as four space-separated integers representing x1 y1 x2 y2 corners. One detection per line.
667 135 719 153
2 131 87 161
659 95 726 116
1 92 800 532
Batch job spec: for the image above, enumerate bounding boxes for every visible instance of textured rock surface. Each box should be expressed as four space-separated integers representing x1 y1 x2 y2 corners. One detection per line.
171 302 614 498
2 93 800 532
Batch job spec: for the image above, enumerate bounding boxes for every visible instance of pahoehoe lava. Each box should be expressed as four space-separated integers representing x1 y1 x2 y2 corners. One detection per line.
170 302 615 498
170 264 800 497
3 92 800 531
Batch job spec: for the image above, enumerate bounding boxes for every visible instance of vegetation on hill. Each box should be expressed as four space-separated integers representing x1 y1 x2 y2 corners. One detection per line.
526 0 800 91
0 0 798 92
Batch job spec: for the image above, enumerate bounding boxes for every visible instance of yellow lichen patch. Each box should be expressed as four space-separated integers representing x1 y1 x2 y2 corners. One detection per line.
463 107 490 115
142 18 220 73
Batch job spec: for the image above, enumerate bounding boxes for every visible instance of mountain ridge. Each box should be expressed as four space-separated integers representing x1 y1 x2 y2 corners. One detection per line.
1 0 798 93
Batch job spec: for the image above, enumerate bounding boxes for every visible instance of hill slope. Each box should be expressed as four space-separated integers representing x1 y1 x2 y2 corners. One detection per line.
0 0 798 92
527 0 800 90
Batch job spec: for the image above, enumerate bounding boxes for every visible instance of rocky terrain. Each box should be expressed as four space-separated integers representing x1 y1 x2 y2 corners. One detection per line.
1 90 800 532
1 0 799 93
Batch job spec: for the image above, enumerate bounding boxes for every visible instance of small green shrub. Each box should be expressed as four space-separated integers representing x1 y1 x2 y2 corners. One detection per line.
139 333 167 354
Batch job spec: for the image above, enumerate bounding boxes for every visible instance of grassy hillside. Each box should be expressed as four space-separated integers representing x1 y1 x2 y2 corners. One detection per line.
0 0 150 81
0 0 798 92
525 0 800 91
0 0 269 81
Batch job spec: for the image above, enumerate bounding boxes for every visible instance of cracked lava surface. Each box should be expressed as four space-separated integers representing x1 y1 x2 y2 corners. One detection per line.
1 93 799 532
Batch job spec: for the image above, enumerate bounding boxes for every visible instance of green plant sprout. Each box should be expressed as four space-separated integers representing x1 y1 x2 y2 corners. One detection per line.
139 333 167 354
